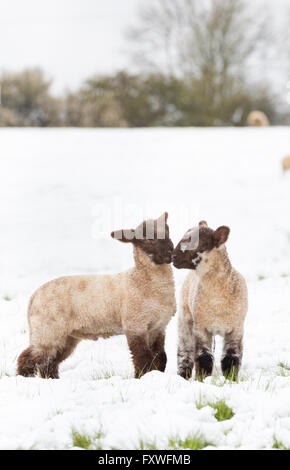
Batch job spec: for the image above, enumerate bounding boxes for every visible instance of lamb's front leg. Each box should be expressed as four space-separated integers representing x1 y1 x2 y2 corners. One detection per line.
221 330 243 380
149 329 167 372
194 331 214 381
126 331 154 378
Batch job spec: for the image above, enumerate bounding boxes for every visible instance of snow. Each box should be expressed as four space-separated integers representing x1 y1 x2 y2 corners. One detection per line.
0 126 290 450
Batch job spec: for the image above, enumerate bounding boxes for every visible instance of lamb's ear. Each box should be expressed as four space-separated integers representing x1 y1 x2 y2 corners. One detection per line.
213 226 230 248
156 212 169 238
111 229 135 243
199 220 208 227
157 212 168 223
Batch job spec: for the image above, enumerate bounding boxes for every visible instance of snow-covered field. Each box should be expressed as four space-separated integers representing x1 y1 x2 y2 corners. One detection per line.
1 127 290 450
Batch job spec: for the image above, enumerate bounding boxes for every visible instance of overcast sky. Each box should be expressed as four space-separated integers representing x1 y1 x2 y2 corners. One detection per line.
0 0 288 94
0 0 143 94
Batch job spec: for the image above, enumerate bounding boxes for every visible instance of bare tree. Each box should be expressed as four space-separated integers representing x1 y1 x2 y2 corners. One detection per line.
127 0 284 124
127 0 189 76
128 0 270 79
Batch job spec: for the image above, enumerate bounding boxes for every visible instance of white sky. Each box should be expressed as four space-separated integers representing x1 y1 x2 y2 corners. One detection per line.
0 0 143 94
0 0 288 95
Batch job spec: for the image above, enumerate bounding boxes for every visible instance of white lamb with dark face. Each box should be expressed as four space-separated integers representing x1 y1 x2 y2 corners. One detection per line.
173 221 248 380
17 213 176 379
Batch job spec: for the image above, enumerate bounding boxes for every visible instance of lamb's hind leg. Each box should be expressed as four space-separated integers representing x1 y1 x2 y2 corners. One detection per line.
177 317 195 379
221 331 243 380
52 336 80 375
149 329 167 372
17 345 59 378
126 331 154 378
17 346 39 377
17 336 79 379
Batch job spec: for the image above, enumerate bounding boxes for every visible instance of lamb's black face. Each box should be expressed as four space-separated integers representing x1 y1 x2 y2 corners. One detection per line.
173 226 215 270
111 212 174 265
135 233 174 265
172 222 230 270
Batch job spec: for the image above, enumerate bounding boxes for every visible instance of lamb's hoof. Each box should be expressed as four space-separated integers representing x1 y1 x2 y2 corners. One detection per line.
221 355 240 381
195 353 214 381
178 368 193 380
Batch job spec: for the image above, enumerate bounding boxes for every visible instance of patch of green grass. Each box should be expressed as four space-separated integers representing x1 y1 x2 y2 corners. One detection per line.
90 370 114 380
195 394 205 410
276 363 290 377
273 437 290 450
94 431 104 450
195 396 235 423
72 431 92 450
264 380 274 392
278 362 290 371
277 369 288 377
3 295 12 301
139 440 158 450
281 273 289 278
258 275 266 281
0 372 10 379
209 400 234 422
169 435 213 450
72 430 103 450
237 374 249 383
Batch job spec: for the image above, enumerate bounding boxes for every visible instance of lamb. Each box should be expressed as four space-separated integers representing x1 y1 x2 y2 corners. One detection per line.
172 221 248 381
247 110 269 127
17 212 176 379
282 156 290 173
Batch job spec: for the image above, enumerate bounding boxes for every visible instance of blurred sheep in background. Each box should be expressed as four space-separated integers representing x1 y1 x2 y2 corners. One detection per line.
282 156 290 173
247 110 270 127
